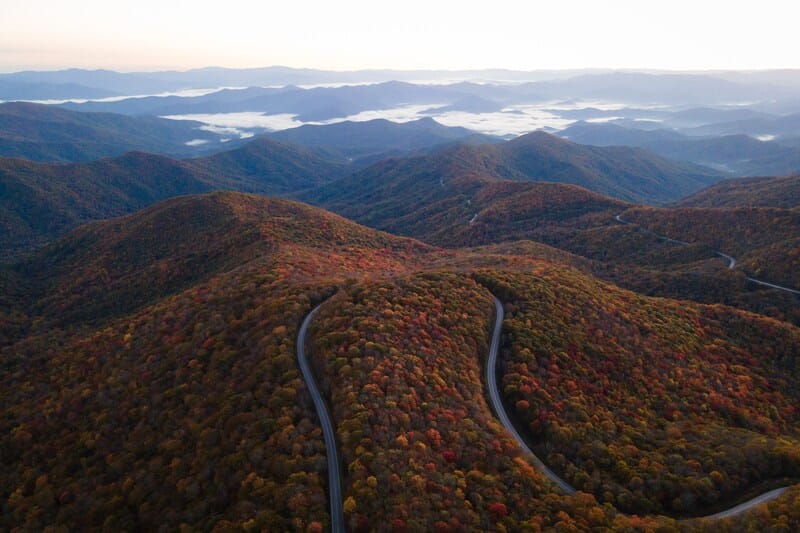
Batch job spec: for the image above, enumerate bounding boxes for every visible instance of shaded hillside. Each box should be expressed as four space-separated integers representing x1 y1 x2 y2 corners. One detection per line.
0 102 230 162
194 136 351 190
0 138 350 259
558 121 800 176
269 117 500 163
305 131 722 215
687 112 800 139
305 160 800 325
478 269 800 515
12 192 429 329
2 191 799 530
676 174 800 208
621 206 800 289
0 153 220 258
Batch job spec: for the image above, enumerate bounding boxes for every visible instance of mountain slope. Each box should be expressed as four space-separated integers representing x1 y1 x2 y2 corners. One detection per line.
10 191 430 328
0 192 438 531
489 132 722 202
559 121 800 176
621 205 800 289
676 174 800 208
194 136 351 190
305 131 722 214
478 268 800 516
268 117 500 162
302 146 800 325
3 191 798 530
0 138 350 259
0 102 230 162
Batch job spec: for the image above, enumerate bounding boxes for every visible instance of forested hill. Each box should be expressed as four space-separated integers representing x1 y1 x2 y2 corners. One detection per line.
675 174 800 208
0 137 350 259
0 101 231 161
2 191 799 530
305 130 723 212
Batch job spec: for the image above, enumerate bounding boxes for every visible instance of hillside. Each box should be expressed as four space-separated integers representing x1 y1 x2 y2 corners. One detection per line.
486 132 721 203
269 117 500 163
10 192 428 329
194 136 351 190
305 131 722 214
304 158 800 326
0 193 435 531
0 138 350 259
558 121 800 176
676 174 800 208
621 206 800 289
478 268 800 516
0 102 231 162
3 191 799 530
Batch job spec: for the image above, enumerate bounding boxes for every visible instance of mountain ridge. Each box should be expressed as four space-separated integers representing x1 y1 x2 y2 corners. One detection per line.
0 137 350 259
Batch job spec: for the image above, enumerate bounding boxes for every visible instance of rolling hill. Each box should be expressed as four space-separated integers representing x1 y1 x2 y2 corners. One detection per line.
304 130 723 216
0 138 350 259
620 205 800 289
268 117 501 163
2 191 798 530
302 145 800 326
676 174 800 208
558 121 800 176
0 102 232 162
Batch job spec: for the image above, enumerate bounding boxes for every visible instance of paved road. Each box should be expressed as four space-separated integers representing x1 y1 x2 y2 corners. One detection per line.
714 251 737 270
699 487 789 520
615 214 799 295
486 295 793 517
297 303 345 533
485 297 576 495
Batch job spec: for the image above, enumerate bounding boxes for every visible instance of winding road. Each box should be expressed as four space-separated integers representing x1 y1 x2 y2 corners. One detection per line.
297 303 345 533
614 214 799 295
486 298 577 495
295 294 791 527
699 487 789 520
485 295 792 519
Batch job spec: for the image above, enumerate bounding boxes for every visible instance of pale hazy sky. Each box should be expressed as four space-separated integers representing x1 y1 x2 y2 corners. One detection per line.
1 0 798 73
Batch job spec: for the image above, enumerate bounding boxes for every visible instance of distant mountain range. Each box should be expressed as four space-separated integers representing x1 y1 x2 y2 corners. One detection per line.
3 67 798 104
0 102 505 165
58 81 508 121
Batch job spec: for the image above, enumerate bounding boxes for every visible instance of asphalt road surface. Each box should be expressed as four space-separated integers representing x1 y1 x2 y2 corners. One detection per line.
297 303 345 533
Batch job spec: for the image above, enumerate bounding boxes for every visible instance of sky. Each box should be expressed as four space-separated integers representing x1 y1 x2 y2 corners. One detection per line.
1 0 798 73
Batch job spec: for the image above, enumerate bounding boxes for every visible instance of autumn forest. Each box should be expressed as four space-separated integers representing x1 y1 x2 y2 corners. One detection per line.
3 72 800 532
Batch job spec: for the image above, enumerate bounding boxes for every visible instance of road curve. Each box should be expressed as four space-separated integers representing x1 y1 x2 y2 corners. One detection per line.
486 295 793 517
486 297 577 495
297 303 345 533
615 214 799 295
714 251 737 270
698 487 789 520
